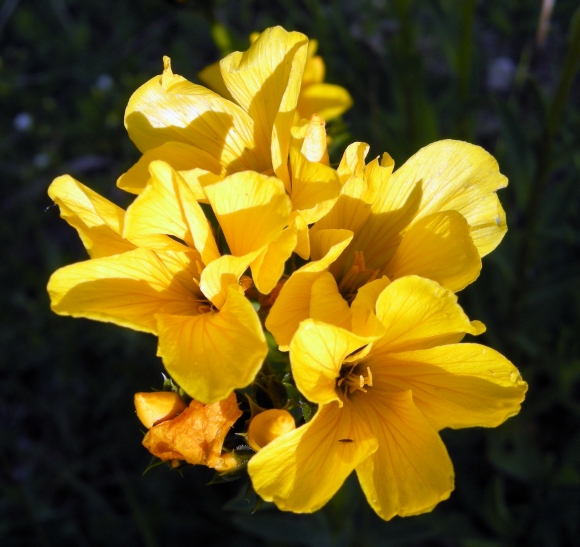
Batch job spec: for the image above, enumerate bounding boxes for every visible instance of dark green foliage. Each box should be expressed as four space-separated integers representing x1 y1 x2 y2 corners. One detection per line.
1 0 579 545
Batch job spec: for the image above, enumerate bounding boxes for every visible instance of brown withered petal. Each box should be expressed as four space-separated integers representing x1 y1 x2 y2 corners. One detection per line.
142 392 241 468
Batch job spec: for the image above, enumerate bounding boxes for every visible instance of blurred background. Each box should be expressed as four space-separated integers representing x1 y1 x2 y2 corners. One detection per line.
2 0 580 545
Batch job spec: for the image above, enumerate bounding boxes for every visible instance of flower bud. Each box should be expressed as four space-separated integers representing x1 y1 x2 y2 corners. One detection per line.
213 452 239 473
247 409 296 451
134 391 187 429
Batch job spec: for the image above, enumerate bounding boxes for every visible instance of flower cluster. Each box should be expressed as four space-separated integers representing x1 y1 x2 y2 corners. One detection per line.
47 26 527 520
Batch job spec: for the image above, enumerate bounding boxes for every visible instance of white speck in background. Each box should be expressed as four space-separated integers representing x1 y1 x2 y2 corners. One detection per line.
487 57 516 93
14 112 34 132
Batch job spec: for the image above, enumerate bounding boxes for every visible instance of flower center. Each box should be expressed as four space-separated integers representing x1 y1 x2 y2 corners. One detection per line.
196 301 215 314
190 278 216 314
336 363 373 397
337 251 379 303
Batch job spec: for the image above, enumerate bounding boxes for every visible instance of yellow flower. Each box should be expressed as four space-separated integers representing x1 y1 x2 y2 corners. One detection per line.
122 158 298 295
142 392 242 469
248 276 527 520
199 35 353 123
117 26 342 265
266 139 508 348
47 172 267 403
119 26 308 193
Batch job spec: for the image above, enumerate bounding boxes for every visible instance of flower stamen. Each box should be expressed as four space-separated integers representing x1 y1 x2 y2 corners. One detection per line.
337 365 373 396
337 251 379 303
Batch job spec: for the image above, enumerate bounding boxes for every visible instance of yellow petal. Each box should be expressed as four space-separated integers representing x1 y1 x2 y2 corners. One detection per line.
350 276 391 338
117 142 223 195
372 276 481 354
199 252 259 309
363 155 394 204
384 211 482 292
265 229 353 349
197 60 234 102
346 178 422 272
125 57 264 173
290 319 374 405
220 27 308 186
124 161 220 265
376 140 508 257
296 82 353 122
177 168 223 201
355 390 454 520
351 276 392 317
250 227 297 295
48 248 202 334
49 175 135 258
289 146 341 224
337 142 369 185
309 272 352 331
122 164 193 252
301 114 329 164
370 344 527 431
204 171 292 256
248 401 378 512
265 269 325 351
157 285 267 403
291 211 310 260
309 228 353 263
301 54 325 86
290 114 329 164
311 170 375 237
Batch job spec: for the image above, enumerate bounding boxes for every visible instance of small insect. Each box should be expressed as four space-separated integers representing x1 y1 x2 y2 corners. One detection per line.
338 438 354 443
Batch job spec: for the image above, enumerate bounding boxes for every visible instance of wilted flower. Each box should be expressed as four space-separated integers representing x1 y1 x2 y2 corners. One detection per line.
141 392 241 469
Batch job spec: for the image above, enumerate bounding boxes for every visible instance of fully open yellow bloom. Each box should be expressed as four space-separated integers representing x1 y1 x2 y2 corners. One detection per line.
266 139 508 348
199 36 353 123
46 172 267 403
249 276 527 519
